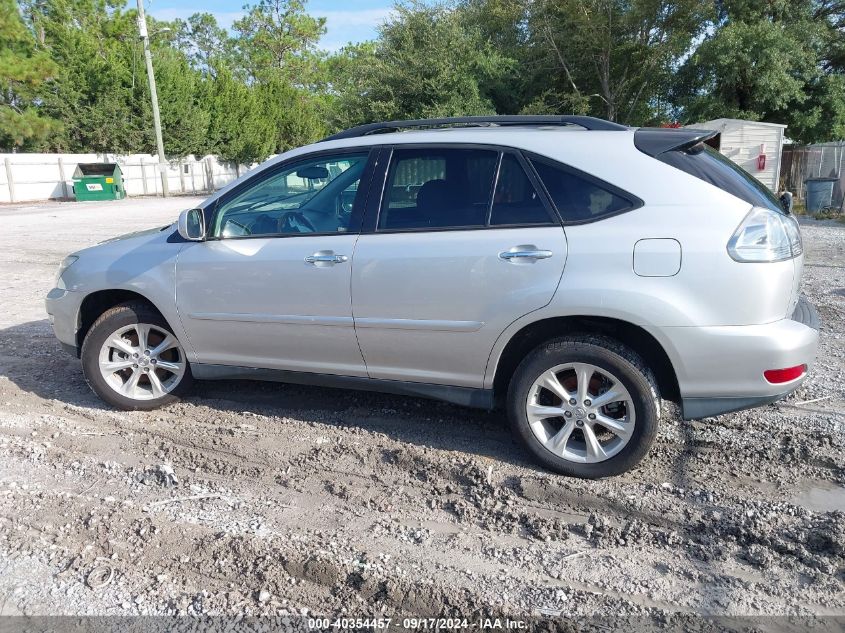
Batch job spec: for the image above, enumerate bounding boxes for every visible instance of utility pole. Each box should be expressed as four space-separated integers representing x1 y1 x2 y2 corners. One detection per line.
136 0 169 197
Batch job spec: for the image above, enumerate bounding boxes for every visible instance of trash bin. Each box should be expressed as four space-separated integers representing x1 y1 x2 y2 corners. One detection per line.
804 177 838 214
72 163 125 201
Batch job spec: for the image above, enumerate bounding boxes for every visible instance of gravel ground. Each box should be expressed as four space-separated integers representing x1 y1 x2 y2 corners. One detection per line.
0 199 843 625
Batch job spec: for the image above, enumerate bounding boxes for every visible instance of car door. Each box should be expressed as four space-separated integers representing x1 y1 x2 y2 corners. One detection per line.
176 149 375 376
351 146 567 388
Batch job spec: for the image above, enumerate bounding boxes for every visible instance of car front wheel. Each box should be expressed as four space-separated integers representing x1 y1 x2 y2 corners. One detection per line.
81 302 193 410
508 335 660 478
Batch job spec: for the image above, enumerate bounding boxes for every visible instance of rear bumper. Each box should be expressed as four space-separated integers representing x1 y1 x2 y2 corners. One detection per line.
682 393 796 419
790 294 820 330
668 297 820 420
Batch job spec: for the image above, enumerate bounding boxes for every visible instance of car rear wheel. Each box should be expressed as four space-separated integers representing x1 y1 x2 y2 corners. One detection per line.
81 302 193 410
508 335 660 478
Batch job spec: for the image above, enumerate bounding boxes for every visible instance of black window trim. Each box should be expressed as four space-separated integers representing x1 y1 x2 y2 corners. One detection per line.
362 142 561 235
203 146 379 241
484 152 504 225
522 150 644 225
501 150 563 227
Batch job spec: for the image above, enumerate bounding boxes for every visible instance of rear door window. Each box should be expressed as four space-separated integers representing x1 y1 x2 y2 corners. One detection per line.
489 154 553 225
529 155 636 222
657 143 784 213
379 148 498 230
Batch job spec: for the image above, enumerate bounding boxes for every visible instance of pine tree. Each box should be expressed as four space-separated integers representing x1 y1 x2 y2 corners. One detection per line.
0 0 59 150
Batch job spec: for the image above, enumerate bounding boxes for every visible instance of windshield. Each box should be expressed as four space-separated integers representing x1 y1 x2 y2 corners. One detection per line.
657 143 784 214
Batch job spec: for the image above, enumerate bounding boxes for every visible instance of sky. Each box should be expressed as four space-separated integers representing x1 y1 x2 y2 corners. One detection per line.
147 0 395 52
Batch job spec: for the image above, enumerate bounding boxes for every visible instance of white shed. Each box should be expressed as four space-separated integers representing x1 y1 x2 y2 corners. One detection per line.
687 118 787 192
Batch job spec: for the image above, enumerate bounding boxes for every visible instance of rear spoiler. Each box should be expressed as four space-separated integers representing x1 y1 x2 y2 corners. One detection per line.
634 128 720 157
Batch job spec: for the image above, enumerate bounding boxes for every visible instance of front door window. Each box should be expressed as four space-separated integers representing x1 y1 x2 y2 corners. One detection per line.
212 152 369 238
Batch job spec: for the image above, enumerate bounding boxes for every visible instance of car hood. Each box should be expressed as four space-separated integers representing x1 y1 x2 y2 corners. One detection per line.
60 221 183 294
70 222 178 262
99 223 175 244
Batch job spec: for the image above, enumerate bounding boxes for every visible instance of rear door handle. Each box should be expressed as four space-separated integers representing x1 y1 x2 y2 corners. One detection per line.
499 248 553 261
305 252 348 265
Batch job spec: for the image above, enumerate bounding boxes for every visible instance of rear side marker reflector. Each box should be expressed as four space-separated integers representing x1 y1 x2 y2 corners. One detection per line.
764 365 807 384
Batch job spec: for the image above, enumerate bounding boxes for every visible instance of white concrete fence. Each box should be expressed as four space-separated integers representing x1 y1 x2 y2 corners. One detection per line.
0 153 252 204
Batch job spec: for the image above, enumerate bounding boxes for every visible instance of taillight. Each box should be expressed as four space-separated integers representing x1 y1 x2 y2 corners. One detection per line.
727 207 802 263
764 365 806 384
782 213 803 256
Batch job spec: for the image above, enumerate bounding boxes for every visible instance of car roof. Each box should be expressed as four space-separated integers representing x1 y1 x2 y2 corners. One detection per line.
307 125 637 154
324 124 588 145
321 115 628 141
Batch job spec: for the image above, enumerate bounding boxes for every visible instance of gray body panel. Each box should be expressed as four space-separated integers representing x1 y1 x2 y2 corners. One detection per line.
45 227 193 359
351 227 566 387
174 235 366 376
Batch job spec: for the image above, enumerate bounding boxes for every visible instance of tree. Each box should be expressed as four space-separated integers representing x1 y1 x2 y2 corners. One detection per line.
21 0 150 152
203 67 275 164
10 0 838 161
173 12 235 75
331 1 512 126
233 0 326 85
674 20 819 119
674 0 845 142
0 0 59 150
257 78 328 152
152 47 210 156
524 0 712 124
18 0 222 156
459 0 531 115
324 41 378 129
14 0 335 162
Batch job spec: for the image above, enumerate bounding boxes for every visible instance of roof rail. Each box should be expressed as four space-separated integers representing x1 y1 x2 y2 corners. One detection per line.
322 115 628 141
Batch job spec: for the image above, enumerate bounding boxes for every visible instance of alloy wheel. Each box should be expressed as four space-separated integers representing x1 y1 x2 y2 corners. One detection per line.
97 323 186 401
525 362 636 463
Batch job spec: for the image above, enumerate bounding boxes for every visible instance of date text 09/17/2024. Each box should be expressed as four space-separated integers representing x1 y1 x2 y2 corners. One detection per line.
307 617 530 630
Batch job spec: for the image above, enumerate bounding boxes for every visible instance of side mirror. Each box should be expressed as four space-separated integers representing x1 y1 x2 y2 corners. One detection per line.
178 208 205 241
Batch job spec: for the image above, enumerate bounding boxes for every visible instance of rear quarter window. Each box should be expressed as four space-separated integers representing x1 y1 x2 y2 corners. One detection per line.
657 143 784 213
528 155 639 223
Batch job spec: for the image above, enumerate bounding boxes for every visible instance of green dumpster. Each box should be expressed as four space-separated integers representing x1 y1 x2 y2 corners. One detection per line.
72 163 125 201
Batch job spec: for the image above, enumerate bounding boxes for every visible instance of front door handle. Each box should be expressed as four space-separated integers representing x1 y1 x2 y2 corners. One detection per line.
305 251 348 265
499 247 553 261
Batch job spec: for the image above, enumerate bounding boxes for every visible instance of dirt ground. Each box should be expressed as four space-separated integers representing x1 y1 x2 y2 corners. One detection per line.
0 198 843 627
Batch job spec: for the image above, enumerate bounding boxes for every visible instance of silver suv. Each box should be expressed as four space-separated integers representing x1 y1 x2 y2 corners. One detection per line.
45 116 819 478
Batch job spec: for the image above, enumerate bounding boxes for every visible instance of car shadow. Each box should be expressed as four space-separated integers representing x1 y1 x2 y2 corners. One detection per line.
0 319 537 469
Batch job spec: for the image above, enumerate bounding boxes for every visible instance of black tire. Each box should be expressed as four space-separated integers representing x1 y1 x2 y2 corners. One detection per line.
507 335 660 478
81 301 193 411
